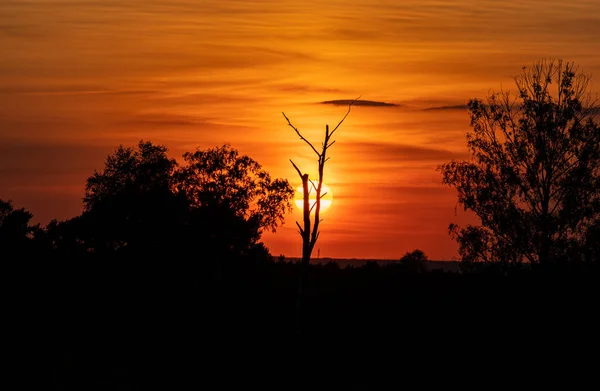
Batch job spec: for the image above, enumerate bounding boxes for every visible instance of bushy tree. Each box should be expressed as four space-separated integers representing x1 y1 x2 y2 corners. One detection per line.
440 59 600 265
0 199 40 254
81 140 184 253
399 249 428 273
71 141 293 258
177 144 294 235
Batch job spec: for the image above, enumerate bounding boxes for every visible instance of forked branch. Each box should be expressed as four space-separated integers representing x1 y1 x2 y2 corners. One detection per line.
330 95 361 138
283 96 358 336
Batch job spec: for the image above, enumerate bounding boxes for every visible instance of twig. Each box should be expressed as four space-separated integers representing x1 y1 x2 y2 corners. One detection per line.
283 112 321 157
330 95 361 138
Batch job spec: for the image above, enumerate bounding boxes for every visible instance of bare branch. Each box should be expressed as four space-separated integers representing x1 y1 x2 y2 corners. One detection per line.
284 97 356 336
283 112 321 156
329 95 361 138
290 159 303 178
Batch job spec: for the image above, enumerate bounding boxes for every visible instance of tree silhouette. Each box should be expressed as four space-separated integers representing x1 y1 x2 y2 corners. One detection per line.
439 59 600 265
177 144 294 235
399 249 428 273
175 144 294 333
0 199 40 254
44 217 89 257
282 97 358 334
81 140 185 254
75 141 294 262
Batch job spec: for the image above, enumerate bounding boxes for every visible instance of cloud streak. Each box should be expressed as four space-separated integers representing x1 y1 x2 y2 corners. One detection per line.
422 104 468 111
341 141 470 162
321 99 399 107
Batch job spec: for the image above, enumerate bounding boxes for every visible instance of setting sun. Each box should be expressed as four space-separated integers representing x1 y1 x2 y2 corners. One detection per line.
294 181 333 213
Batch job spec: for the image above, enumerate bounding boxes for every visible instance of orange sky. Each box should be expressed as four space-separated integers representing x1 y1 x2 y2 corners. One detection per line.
1 0 600 259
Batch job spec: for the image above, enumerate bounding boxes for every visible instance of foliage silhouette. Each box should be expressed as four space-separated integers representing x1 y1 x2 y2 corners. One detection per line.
0 199 42 254
177 144 294 234
82 141 185 254
47 141 293 261
439 59 600 266
399 249 428 273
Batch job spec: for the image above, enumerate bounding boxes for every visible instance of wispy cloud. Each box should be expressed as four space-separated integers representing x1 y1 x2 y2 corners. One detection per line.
0 85 158 97
117 114 206 127
321 99 399 107
422 104 468 111
276 84 344 94
341 141 470 162
0 140 113 177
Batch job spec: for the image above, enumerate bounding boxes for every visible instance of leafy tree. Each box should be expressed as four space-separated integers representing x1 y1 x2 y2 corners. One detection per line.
176 144 294 235
81 140 184 253
399 249 428 273
84 141 178 210
0 199 39 253
439 59 600 265
174 145 293 332
77 141 293 259
43 217 88 256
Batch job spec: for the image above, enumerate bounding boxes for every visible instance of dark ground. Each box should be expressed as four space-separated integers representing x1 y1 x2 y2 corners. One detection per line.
10 257 600 388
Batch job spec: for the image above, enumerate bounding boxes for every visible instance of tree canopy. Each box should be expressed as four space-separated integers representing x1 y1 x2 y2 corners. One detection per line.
440 59 600 265
177 144 294 234
399 249 428 273
0 199 39 252
46 141 294 259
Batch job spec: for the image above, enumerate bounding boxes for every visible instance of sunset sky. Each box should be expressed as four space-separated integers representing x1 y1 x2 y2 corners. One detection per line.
1 0 600 259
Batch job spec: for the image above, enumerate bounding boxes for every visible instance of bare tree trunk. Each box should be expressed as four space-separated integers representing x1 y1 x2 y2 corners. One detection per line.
296 174 311 335
283 97 358 336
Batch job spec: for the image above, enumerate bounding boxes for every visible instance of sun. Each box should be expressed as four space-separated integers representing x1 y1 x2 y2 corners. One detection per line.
294 181 333 213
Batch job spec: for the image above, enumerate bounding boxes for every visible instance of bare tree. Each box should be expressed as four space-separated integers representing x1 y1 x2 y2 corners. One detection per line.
282 97 359 334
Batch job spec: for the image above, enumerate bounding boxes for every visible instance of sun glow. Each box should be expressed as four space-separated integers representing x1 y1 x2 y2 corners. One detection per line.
294 181 333 213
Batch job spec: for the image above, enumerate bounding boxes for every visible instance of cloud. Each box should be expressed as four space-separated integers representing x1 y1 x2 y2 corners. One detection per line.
321 99 399 107
276 85 343 94
0 140 114 178
422 104 469 111
0 84 158 97
341 141 470 162
117 114 205 127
